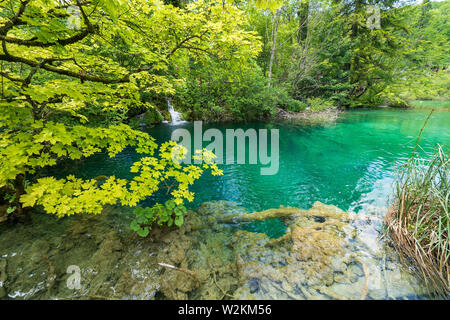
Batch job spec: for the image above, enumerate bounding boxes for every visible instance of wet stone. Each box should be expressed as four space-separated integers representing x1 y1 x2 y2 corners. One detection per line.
0 201 431 300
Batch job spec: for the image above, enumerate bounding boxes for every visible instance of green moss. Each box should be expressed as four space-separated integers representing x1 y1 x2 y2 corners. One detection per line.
143 108 164 125
0 201 429 300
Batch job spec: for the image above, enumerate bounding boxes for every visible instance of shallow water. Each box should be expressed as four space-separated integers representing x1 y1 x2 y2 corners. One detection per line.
49 105 450 236
53 106 450 213
0 104 449 299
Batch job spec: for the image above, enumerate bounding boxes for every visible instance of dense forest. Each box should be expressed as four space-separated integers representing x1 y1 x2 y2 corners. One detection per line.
0 0 448 217
0 0 448 301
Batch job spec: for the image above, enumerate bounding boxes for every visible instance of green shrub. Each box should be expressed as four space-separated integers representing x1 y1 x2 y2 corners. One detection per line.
382 70 450 104
173 61 306 121
130 200 187 237
286 99 308 112
306 97 336 112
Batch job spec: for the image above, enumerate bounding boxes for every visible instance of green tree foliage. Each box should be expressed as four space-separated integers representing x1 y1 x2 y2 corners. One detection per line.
335 0 410 106
407 0 450 69
170 0 307 121
381 1 450 104
1 0 280 218
130 199 187 237
0 0 446 223
173 58 304 121
248 0 448 108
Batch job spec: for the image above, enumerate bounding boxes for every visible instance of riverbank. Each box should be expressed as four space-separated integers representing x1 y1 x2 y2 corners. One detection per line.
275 108 341 125
142 99 447 127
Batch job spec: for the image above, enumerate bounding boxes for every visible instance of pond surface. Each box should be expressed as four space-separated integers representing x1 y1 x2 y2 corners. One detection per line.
55 105 450 216
0 104 448 300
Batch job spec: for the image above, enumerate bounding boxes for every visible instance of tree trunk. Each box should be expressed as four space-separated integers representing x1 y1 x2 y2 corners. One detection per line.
350 0 362 85
297 0 309 45
268 9 281 88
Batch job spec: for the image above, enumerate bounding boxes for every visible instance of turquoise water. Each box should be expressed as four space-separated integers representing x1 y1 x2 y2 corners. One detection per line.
1 105 448 299
53 107 449 215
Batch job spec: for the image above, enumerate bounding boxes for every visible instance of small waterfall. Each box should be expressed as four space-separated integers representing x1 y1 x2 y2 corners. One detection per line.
167 99 184 125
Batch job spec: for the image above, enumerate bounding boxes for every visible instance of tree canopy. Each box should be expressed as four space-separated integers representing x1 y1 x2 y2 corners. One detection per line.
0 0 267 217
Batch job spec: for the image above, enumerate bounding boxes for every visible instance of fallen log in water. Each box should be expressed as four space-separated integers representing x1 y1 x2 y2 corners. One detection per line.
215 207 303 224
212 202 375 224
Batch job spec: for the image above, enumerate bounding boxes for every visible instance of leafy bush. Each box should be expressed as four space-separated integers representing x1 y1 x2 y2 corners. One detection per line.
176 73 307 120
174 58 307 121
402 70 450 102
286 100 308 112
130 200 187 237
259 85 307 113
306 98 336 112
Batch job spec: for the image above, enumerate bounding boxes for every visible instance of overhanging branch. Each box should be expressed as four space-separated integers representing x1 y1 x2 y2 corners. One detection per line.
0 28 94 48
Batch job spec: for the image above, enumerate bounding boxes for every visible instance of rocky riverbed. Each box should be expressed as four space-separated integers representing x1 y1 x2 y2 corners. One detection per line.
0 201 428 300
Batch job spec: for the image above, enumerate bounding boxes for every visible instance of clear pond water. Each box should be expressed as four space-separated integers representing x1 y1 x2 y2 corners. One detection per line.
53 105 449 226
0 104 449 299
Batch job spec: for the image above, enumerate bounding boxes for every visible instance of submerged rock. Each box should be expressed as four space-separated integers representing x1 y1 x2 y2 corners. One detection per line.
187 201 428 300
0 258 7 298
0 201 429 300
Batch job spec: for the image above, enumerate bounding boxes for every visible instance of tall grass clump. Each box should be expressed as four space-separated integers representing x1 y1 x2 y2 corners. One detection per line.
385 144 449 298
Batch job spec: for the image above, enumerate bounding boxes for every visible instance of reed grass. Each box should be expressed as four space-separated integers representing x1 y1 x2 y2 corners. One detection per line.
385 144 449 298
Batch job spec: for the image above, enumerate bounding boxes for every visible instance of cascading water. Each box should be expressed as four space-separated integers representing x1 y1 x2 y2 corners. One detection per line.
167 99 184 124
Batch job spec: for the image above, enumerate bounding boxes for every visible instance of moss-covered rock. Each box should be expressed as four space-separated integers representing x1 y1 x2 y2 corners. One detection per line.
0 201 430 300
143 108 164 125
